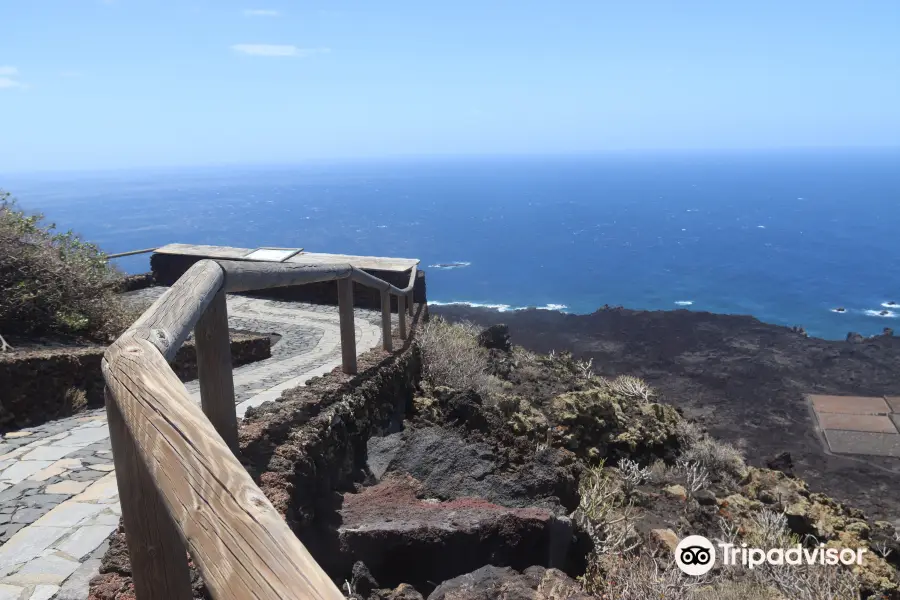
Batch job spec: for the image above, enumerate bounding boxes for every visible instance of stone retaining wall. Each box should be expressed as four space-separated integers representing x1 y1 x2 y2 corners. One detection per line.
0 333 271 432
150 252 427 310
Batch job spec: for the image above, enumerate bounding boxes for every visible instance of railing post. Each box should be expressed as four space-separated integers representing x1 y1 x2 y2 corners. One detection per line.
381 290 393 352
105 388 193 600
398 294 407 340
338 278 357 374
194 287 238 453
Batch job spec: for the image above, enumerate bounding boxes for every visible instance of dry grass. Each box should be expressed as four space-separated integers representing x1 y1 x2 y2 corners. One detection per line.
64 387 88 412
676 420 748 479
416 317 500 400
1 191 129 341
585 554 698 599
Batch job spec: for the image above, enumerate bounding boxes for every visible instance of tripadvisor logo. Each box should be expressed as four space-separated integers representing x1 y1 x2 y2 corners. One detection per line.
675 535 867 576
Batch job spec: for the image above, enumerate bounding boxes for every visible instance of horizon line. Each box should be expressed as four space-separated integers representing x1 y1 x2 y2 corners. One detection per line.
3 145 899 177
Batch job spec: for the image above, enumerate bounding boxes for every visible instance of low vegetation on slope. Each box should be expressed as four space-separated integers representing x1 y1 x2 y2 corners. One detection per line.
411 317 900 600
0 189 129 343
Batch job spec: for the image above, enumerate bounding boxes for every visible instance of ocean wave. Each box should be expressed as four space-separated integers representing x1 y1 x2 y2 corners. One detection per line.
429 300 568 313
882 301 899 308
674 300 693 306
428 261 471 270
864 309 897 318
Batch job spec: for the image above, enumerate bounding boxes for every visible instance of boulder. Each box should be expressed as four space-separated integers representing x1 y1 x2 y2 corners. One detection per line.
649 528 680 555
847 331 865 344
693 489 717 506
371 584 425 600
427 565 592 600
663 484 687 501
765 451 795 477
337 475 571 590
477 324 512 352
366 427 578 513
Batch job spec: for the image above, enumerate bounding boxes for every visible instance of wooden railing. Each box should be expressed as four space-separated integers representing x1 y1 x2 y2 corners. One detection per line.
102 258 417 600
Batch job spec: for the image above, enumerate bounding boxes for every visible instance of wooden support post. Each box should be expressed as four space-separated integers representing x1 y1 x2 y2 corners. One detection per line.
381 290 393 352
194 288 238 453
398 294 407 340
105 388 193 600
338 278 357 374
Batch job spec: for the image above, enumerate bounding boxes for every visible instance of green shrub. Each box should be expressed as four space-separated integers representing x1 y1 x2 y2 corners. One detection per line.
0 190 128 341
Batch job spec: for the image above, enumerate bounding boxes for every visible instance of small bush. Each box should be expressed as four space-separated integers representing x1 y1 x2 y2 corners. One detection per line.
416 317 499 400
605 374 655 402
682 436 748 480
0 191 129 340
677 419 748 480
584 554 695 599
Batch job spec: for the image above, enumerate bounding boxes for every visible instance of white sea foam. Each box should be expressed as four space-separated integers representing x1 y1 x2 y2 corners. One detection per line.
831 308 848 314
882 301 899 308
864 309 897 318
428 261 472 270
538 304 569 311
429 301 568 313
674 300 693 306
757 225 766 229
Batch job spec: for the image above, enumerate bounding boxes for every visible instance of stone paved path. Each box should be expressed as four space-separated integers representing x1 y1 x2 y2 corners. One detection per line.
0 290 392 599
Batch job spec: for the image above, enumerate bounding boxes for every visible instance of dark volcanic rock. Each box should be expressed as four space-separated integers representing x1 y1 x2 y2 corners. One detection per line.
371 584 426 600
477 324 511 351
366 427 578 513
352 561 380 598
431 303 900 521
766 451 795 476
336 475 569 591
427 565 592 600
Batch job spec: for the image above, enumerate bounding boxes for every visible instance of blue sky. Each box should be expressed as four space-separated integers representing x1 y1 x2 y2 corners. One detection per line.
1 1 899 172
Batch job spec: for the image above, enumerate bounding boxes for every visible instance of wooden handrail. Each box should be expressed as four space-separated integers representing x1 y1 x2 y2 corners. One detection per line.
105 247 158 259
102 256 421 600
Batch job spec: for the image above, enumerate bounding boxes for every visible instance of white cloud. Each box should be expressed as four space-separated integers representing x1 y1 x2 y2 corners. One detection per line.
243 9 280 17
231 44 330 57
0 66 26 89
0 78 26 89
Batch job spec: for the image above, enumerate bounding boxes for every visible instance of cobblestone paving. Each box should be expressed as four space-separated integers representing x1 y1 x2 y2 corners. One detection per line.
0 290 390 599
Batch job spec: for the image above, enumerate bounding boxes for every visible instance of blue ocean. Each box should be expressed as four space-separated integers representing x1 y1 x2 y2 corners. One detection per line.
3 150 898 340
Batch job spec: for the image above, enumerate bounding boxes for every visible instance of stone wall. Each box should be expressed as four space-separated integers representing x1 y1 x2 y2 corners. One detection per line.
0 333 271 432
89 303 428 600
150 252 427 310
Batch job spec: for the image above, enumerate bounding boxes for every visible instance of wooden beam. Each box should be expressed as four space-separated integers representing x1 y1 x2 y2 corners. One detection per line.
380 290 392 352
105 247 158 259
398 294 407 340
130 260 224 361
337 278 357 374
219 260 351 293
102 337 344 600
104 386 193 600
194 288 238 453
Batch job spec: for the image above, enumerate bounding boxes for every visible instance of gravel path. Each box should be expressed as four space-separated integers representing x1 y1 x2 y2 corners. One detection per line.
0 290 390 600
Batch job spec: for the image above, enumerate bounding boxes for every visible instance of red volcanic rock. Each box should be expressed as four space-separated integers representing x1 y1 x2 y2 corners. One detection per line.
337 475 571 591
